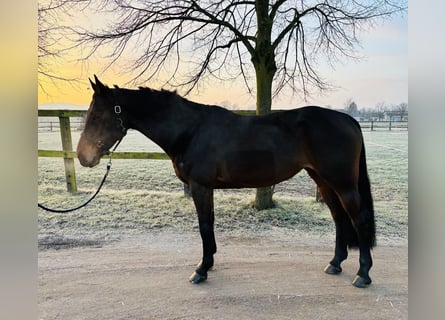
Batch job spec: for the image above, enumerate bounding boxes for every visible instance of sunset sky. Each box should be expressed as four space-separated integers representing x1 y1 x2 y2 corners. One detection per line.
38 9 407 110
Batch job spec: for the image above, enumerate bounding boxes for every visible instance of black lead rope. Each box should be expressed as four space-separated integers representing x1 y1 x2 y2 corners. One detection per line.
38 139 122 213
38 161 112 213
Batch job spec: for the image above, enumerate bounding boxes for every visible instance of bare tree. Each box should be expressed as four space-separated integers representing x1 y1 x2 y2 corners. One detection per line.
43 0 406 209
374 101 386 121
344 98 358 117
39 0 62 91
396 102 408 120
38 0 83 94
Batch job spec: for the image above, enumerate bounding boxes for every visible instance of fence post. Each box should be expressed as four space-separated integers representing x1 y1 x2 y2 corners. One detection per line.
59 116 77 192
315 186 323 202
371 120 374 131
183 183 191 198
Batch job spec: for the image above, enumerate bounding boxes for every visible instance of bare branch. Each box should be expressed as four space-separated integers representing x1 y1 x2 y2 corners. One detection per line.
38 0 84 87
40 0 407 101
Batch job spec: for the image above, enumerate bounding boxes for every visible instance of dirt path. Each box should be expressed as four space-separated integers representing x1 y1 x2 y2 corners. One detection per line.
38 232 407 320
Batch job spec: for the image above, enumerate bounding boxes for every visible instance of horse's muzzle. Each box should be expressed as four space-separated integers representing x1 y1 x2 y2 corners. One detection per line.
77 139 101 168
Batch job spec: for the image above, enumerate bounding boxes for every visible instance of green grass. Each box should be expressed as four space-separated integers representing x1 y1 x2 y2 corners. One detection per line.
38 130 408 243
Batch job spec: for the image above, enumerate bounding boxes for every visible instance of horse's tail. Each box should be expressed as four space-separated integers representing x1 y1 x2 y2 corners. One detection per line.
358 139 376 248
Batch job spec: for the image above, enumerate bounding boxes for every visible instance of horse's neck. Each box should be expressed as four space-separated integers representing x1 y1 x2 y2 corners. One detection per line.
129 93 200 157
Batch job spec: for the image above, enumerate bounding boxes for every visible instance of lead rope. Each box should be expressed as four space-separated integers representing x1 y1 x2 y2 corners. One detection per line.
37 138 123 213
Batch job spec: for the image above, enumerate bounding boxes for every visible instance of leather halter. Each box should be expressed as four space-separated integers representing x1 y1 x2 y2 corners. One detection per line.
84 104 127 153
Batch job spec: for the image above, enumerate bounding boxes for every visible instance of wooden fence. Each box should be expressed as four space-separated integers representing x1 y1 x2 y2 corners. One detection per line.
38 109 407 192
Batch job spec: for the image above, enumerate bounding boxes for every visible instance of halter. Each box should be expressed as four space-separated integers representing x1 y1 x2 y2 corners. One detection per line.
114 105 126 133
94 104 127 153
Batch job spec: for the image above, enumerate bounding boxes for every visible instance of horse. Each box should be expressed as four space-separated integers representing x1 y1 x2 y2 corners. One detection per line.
77 75 376 288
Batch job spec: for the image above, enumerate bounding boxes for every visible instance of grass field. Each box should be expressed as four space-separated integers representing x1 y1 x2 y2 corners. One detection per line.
38 130 408 244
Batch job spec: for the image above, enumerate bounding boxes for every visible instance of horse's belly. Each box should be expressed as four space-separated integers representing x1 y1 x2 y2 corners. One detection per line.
217 150 299 188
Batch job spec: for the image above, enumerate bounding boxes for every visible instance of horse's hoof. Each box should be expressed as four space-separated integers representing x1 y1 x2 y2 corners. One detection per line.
189 271 207 284
352 275 371 288
324 263 342 275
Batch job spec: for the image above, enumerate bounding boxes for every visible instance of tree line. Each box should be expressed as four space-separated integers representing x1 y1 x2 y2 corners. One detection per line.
341 99 408 121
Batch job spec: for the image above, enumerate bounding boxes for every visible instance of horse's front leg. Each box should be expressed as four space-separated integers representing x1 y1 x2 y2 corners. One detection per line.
189 182 216 284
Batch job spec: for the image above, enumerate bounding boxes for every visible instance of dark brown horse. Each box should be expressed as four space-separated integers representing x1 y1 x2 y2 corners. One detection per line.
77 75 376 288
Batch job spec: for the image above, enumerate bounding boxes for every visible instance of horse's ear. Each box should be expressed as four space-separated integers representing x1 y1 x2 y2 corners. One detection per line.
90 74 107 94
89 77 97 92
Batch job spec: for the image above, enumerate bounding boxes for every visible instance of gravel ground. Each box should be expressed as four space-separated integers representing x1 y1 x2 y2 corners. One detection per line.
38 130 408 319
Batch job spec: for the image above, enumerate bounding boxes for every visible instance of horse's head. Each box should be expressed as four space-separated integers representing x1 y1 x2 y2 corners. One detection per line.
77 75 127 167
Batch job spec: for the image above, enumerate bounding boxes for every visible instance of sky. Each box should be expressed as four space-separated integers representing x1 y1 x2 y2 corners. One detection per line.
38 7 408 110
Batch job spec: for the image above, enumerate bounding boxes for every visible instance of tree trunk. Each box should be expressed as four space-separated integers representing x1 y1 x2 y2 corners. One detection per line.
253 54 276 210
252 0 276 210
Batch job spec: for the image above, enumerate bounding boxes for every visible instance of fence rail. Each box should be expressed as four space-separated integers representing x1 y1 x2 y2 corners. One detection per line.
38 109 407 192
358 120 408 131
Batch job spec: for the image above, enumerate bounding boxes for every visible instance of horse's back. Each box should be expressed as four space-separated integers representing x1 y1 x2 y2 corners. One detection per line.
277 106 360 132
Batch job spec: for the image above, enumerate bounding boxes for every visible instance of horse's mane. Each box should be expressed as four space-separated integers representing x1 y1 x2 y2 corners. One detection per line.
136 86 213 110
112 84 230 115
137 86 177 96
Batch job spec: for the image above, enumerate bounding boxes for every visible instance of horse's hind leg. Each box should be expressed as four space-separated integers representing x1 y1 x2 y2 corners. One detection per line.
307 169 373 287
189 182 217 284
323 194 355 275
336 189 374 288
306 169 351 275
